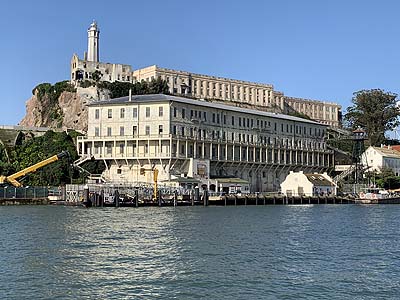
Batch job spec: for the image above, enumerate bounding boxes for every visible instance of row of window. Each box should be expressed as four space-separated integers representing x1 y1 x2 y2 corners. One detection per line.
93 125 324 149
173 107 325 137
94 105 325 137
95 107 164 120
95 125 164 137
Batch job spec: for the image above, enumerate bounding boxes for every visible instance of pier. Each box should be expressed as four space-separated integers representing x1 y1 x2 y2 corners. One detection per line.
0 185 360 206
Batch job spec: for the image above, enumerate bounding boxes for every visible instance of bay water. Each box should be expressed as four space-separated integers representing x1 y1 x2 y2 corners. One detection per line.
1 205 400 299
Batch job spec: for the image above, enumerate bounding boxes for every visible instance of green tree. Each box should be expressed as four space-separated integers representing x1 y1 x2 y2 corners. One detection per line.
6 131 80 186
91 70 103 83
149 77 169 94
345 89 400 146
97 78 170 98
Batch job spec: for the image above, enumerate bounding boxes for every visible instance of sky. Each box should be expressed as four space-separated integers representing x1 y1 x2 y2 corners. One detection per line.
0 0 399 125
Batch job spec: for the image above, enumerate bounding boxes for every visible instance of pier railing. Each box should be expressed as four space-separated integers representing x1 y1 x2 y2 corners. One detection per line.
0 186 49 199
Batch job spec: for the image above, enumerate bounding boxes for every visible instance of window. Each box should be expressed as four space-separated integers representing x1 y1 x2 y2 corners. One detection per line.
95 109 99 119
173 107 177 117
203 111 207 121
159 106 163 117
173 125 176 135
117 168 122 174
133 108 138 118
181 127 185 136
120 126 124 136
232 116 235 126
145 143 149 153
145 126 150 136
120 108 125 118
133 126 137 136
217 114 220 124
239 117 242 127
213 113 216 123
119 144 124 154
159 125 163 135
182 108 186 119
107 109 112 119
146 107 150 118
107 127 112 136
94 127 99 136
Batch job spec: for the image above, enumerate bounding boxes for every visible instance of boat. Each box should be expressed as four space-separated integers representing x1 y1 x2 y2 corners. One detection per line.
355 188 400 204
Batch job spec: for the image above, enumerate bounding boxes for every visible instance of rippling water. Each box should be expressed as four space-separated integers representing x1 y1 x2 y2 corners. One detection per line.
1 205 400 299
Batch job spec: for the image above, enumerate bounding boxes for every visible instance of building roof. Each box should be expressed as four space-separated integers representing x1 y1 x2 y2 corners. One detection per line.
88 94 327 126
304 174 335 186
385 145 400 153
371 146 400 159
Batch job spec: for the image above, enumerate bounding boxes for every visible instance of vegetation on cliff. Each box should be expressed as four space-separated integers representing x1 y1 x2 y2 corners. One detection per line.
32 81 76 128
97 77 169 98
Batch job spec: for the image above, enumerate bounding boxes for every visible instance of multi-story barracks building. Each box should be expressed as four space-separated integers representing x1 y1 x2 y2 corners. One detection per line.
76 94 333 193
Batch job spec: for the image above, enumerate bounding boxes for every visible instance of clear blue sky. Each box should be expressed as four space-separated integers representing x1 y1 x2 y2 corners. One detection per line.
1 0 399 125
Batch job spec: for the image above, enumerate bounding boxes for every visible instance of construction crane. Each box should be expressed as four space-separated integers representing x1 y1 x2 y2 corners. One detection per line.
0 151 70 187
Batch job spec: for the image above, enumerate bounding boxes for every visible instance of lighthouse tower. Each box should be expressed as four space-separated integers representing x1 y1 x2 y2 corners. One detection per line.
87 21 99 62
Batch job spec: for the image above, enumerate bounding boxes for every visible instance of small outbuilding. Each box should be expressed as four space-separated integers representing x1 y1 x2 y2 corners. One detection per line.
280 171 336 197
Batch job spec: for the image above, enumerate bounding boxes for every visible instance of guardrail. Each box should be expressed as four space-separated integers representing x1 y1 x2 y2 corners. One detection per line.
0 186 50 199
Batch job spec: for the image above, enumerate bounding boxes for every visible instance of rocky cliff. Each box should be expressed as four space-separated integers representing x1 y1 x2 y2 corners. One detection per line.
20 89 88 132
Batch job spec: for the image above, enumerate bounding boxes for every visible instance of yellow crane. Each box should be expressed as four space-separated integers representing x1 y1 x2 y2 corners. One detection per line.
140 167 159 201
0 151 70 187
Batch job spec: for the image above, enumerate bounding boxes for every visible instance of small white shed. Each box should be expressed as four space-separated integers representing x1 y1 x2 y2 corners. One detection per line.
280 171 336 197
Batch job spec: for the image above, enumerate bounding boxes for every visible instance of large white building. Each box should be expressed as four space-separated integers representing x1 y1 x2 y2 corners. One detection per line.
70 22 342 127
76 94 333 192
362 146 400 176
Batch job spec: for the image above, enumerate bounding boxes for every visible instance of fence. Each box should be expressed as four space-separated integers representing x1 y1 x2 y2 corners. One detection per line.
0 186 49 199
65 183 200 203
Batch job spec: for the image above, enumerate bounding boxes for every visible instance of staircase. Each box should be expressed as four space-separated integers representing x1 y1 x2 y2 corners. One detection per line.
333 165 356 183
73 155 92 167
87 174 107 183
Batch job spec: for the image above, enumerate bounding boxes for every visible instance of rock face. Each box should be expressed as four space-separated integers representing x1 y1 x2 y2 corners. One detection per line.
20 89 89 132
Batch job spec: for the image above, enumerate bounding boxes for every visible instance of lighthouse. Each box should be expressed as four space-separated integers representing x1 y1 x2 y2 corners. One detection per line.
87 21 99 62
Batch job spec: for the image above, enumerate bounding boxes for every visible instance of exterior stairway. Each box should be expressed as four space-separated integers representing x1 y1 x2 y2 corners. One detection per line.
333 164 356 183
